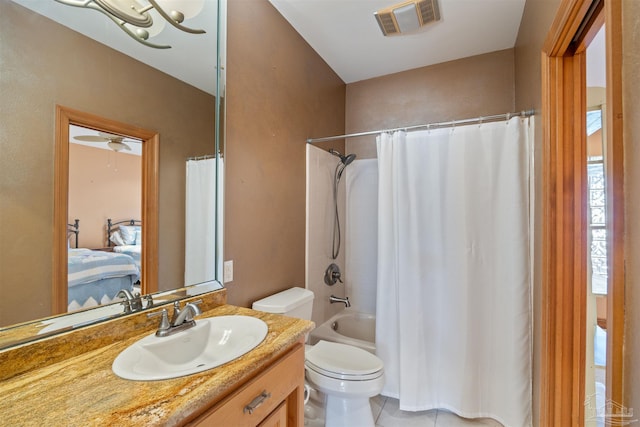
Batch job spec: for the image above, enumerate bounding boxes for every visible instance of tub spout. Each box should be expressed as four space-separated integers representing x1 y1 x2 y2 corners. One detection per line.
329 295 351 308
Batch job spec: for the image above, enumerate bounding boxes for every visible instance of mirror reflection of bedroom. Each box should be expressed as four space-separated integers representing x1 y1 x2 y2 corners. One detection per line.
66 124 143 313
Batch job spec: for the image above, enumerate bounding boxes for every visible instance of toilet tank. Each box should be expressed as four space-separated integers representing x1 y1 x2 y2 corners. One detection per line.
252 287 314 320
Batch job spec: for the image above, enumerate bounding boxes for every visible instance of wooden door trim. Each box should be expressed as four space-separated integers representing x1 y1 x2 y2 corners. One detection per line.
541 48 588 427
541 0 624 424
53 105 159 314
603 0 624 414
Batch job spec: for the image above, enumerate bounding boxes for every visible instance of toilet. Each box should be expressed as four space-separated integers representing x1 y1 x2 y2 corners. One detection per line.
252 287 384 427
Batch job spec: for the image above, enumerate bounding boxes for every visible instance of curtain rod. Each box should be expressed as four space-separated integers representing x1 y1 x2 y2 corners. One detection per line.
306 109 536 144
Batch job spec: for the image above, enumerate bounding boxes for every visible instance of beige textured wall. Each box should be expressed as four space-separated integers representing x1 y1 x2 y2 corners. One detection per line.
623 0 640 414
0 2 215 326
68 144 141 249
225 0 345 308
345 49 516 159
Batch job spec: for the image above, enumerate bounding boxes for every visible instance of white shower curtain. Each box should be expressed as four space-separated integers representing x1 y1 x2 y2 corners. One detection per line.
375 117 533 427
185 158 217 286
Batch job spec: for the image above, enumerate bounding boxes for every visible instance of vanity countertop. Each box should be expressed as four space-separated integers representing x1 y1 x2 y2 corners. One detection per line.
0 304 313 426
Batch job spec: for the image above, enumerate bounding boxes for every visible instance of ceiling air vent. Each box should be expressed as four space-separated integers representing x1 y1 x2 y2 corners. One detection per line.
374 0 441 37
375 11 399 36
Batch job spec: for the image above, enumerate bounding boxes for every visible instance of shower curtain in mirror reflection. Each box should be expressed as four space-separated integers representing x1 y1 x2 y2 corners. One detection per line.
185 158 217 286
375 117 533 427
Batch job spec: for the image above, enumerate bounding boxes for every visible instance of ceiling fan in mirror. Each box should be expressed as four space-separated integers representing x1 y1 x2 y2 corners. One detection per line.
74 132 139 152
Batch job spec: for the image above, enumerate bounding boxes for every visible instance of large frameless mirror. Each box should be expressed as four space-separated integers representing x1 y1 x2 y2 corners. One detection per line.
0 0 225 349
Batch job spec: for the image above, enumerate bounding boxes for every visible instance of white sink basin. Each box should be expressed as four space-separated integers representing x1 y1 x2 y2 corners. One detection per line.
112 315 268 381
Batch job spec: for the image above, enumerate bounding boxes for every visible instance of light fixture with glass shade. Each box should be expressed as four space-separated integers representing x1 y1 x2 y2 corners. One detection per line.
54 0 206 49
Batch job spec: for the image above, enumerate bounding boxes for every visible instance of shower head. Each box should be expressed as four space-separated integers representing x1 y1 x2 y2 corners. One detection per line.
343 153 356 166
329 149 357 166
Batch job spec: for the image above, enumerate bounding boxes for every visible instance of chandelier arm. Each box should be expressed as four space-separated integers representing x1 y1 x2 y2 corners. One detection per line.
114 20 172 49
54 0 171 49
146 0 206 34
97 8 172 48
54 0 95 7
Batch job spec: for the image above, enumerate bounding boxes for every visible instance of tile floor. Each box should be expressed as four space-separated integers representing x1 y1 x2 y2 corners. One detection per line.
372 396 503 427
305 392 503 427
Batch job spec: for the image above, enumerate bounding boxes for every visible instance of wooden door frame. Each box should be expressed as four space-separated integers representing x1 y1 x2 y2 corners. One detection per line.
541 0 624 425
53 105 159 314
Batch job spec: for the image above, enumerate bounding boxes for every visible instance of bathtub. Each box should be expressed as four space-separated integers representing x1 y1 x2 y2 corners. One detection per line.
309 311 376 354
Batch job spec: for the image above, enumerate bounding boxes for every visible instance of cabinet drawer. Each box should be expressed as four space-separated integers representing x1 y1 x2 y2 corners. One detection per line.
187 344 304 427
258 401 287 427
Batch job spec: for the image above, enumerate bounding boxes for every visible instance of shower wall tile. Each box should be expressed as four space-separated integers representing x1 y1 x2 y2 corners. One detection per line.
345 159 379 315
306 145 347 326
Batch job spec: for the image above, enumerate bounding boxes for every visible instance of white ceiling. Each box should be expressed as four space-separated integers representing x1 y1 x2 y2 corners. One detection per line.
268 0 527 83
12 0 219 95
13 0 604 93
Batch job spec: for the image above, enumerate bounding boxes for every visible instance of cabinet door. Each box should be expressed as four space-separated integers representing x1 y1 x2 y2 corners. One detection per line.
186 344 304 427
258 402 287 427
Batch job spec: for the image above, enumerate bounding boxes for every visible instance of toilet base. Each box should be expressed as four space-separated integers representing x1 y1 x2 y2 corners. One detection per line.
325 395 375 427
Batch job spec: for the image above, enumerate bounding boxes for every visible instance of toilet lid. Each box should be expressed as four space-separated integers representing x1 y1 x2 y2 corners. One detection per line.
305 340 383 380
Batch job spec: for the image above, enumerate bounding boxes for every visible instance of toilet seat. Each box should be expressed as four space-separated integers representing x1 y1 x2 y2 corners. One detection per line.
305 340 383 381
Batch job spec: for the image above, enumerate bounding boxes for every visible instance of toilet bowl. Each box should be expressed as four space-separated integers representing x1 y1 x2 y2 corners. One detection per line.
252 288 385 427
305 340 384 427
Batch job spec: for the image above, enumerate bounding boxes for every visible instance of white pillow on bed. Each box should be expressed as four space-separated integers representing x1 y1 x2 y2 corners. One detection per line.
110 230 126 246
135 229 142 245
119 225 140 245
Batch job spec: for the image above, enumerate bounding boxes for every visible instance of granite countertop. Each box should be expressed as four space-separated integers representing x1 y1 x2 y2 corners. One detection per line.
0 304 313 426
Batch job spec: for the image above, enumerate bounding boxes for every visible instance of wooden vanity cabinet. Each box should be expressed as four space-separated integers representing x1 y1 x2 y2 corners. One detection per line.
185 342 305 427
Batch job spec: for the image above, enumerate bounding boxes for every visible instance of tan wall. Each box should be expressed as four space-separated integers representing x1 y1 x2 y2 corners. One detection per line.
623 0 640 414
0 2 215 326
225 0 345 308
68 144 141 249
345 49 516 159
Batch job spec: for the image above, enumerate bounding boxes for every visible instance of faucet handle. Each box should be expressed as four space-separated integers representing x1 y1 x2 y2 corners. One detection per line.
170 301 181 324
143 294 154 309
119 300 132 314
324 263 343 286
148 309 170 334
131 292 143 311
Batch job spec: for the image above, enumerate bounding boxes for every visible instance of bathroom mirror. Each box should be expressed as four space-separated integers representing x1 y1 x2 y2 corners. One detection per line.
0 0 225 349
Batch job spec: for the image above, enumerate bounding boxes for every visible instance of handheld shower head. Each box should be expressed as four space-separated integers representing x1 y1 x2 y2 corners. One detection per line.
327 149 357 260
329 149 357 166
343 153 356 166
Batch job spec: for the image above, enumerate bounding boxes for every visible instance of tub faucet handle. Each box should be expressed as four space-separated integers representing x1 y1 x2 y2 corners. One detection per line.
324 263 343 286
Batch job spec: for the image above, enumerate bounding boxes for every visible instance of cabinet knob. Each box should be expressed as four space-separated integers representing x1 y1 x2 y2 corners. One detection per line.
243 390 271 415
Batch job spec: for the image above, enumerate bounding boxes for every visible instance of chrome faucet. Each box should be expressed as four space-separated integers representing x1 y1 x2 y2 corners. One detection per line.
329 295 351 308
172 301 203 326
148 299 203 337
116 289 143 313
